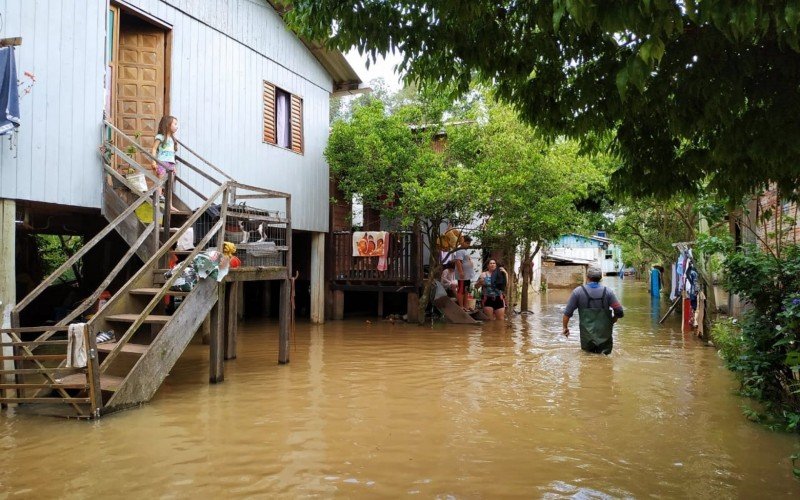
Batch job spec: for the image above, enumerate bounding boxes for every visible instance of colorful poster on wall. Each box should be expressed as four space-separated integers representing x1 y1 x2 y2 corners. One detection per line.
353 231 389 257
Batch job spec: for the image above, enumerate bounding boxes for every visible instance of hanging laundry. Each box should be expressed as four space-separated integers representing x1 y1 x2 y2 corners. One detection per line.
353 231 389 257
65 323 88 369
377 235 390 271
0 47 21 136
676 251 686 293
669 263 678 301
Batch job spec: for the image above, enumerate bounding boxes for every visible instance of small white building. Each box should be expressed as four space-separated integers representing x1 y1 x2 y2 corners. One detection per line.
546 232 623 276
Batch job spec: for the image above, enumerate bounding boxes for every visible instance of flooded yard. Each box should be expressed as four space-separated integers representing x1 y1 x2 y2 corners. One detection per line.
1 278 799 497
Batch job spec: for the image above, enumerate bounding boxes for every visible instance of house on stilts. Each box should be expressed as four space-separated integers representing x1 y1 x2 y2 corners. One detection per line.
0 0 363 418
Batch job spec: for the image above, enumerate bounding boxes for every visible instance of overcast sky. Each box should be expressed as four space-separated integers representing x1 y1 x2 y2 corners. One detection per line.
344 48 405 91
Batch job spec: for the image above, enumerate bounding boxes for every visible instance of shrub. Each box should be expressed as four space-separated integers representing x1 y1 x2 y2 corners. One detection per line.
710 318 744 366
718 243 800 432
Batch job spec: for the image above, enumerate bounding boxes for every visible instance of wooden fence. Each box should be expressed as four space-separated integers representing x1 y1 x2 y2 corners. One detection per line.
329 231 420 284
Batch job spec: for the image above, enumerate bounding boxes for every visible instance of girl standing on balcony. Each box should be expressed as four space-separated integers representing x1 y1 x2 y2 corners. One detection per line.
151 115 179 200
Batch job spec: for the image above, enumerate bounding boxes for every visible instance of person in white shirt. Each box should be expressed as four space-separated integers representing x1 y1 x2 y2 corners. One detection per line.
440 261 458 297
453 236 474 310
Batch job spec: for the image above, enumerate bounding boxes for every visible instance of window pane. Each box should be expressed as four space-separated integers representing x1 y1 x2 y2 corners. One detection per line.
275 89 291 148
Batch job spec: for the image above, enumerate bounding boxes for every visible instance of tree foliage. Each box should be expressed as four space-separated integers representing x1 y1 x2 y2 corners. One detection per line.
328 87 610 316
288 1 800 200
326 96 481 319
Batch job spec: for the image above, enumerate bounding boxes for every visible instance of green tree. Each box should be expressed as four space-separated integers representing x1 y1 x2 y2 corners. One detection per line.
288 1 800 200
460 102 586 311
326 98 481 321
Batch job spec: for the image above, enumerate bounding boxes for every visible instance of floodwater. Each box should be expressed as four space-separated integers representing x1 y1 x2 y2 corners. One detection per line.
1 278 799 497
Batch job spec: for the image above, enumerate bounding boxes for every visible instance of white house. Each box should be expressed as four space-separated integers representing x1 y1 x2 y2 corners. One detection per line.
546 232 623 276
0 0 363 328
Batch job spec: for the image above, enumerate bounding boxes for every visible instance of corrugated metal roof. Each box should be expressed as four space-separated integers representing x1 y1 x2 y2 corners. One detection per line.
266 1 363 92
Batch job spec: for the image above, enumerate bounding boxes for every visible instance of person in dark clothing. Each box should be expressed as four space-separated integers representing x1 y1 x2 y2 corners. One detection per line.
477 259 507 320
562 266 624 354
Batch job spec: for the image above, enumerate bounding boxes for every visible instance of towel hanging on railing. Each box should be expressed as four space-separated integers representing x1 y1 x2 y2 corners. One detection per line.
65 323 88 369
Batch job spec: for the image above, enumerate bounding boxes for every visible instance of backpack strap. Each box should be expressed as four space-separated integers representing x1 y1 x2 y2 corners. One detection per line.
581 285 606 308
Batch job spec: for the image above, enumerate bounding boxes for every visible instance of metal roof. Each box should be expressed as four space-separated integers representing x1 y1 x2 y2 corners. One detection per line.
266 1 364 94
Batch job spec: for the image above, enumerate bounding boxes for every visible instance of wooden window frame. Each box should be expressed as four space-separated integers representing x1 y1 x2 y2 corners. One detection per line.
263 80 304 155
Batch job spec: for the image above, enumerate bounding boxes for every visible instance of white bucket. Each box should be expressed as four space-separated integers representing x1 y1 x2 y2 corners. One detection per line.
126 172 147 193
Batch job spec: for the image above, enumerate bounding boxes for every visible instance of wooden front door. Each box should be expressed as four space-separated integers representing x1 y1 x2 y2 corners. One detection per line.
116 15 166 167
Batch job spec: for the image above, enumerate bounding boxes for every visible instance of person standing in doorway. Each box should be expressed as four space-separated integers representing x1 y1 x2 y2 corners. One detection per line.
454 235 474 311
562 266 624 354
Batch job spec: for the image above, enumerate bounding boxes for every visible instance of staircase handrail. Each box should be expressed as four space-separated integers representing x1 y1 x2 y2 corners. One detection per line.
174 137 235 182
103 120 163 182
0 324 102 417
12 180 164 326
97 181 230 373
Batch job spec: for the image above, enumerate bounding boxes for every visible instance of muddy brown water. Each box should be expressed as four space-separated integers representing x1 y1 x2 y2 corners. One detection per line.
1 278 799 497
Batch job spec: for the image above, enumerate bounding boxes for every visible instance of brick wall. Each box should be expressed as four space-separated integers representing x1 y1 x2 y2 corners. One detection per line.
753 186 800 247
542 263 586 289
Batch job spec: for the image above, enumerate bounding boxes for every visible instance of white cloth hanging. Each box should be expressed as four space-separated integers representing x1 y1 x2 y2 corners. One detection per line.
65 323 88 369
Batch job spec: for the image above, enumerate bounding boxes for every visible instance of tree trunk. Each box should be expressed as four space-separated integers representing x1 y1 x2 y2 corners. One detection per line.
520 242 532 312
417 223 443 324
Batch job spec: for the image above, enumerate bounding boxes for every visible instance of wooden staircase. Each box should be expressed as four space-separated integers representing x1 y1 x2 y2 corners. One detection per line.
0 122 292 418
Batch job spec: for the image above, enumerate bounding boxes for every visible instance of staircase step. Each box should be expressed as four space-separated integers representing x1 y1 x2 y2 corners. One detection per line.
96 341 149 355
106 314 171 324
56 374 124 392
130 287 189 297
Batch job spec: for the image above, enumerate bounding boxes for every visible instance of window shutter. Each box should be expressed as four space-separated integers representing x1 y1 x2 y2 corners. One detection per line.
290 94 303 154
263 81 276 144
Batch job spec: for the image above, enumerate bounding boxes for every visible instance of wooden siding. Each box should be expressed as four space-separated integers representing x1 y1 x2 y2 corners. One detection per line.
0 0 106 209
120 0 333 232
0 0 335 232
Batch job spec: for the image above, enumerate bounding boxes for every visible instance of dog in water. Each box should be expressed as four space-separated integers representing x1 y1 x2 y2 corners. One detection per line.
239 220 266 244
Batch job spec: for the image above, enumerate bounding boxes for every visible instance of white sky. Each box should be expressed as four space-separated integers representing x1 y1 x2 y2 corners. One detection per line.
344 48 406 91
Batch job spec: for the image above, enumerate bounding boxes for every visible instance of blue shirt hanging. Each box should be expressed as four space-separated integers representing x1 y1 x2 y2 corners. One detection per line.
0 47 20 136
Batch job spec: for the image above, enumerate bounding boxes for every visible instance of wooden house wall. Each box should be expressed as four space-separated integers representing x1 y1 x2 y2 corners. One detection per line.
0 0 107 209
0 0 334 232
755 185 800 246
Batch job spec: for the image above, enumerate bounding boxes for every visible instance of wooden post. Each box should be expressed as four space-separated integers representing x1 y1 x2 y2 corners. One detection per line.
209 283 225 382
310 232 325 323
278 278 291 364
84 324 103 418
377 290 384 318
237 280 244 320
407 292 420 323
152 186 162 263
332 290 344 320
0 200 16 401
200 315 211 345
278 194 292 364
161 173 173 259
225 281 238 360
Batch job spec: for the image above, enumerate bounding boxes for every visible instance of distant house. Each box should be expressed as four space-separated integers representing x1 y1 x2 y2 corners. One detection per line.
546 232 622 276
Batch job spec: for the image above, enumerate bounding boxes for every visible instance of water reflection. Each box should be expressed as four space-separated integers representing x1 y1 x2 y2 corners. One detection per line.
0 279 798 497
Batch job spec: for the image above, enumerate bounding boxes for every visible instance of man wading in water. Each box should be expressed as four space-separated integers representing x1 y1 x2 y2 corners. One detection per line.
562 266 624 354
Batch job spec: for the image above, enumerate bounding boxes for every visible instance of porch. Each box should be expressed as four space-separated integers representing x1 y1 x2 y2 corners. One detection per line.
327 231 424 320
